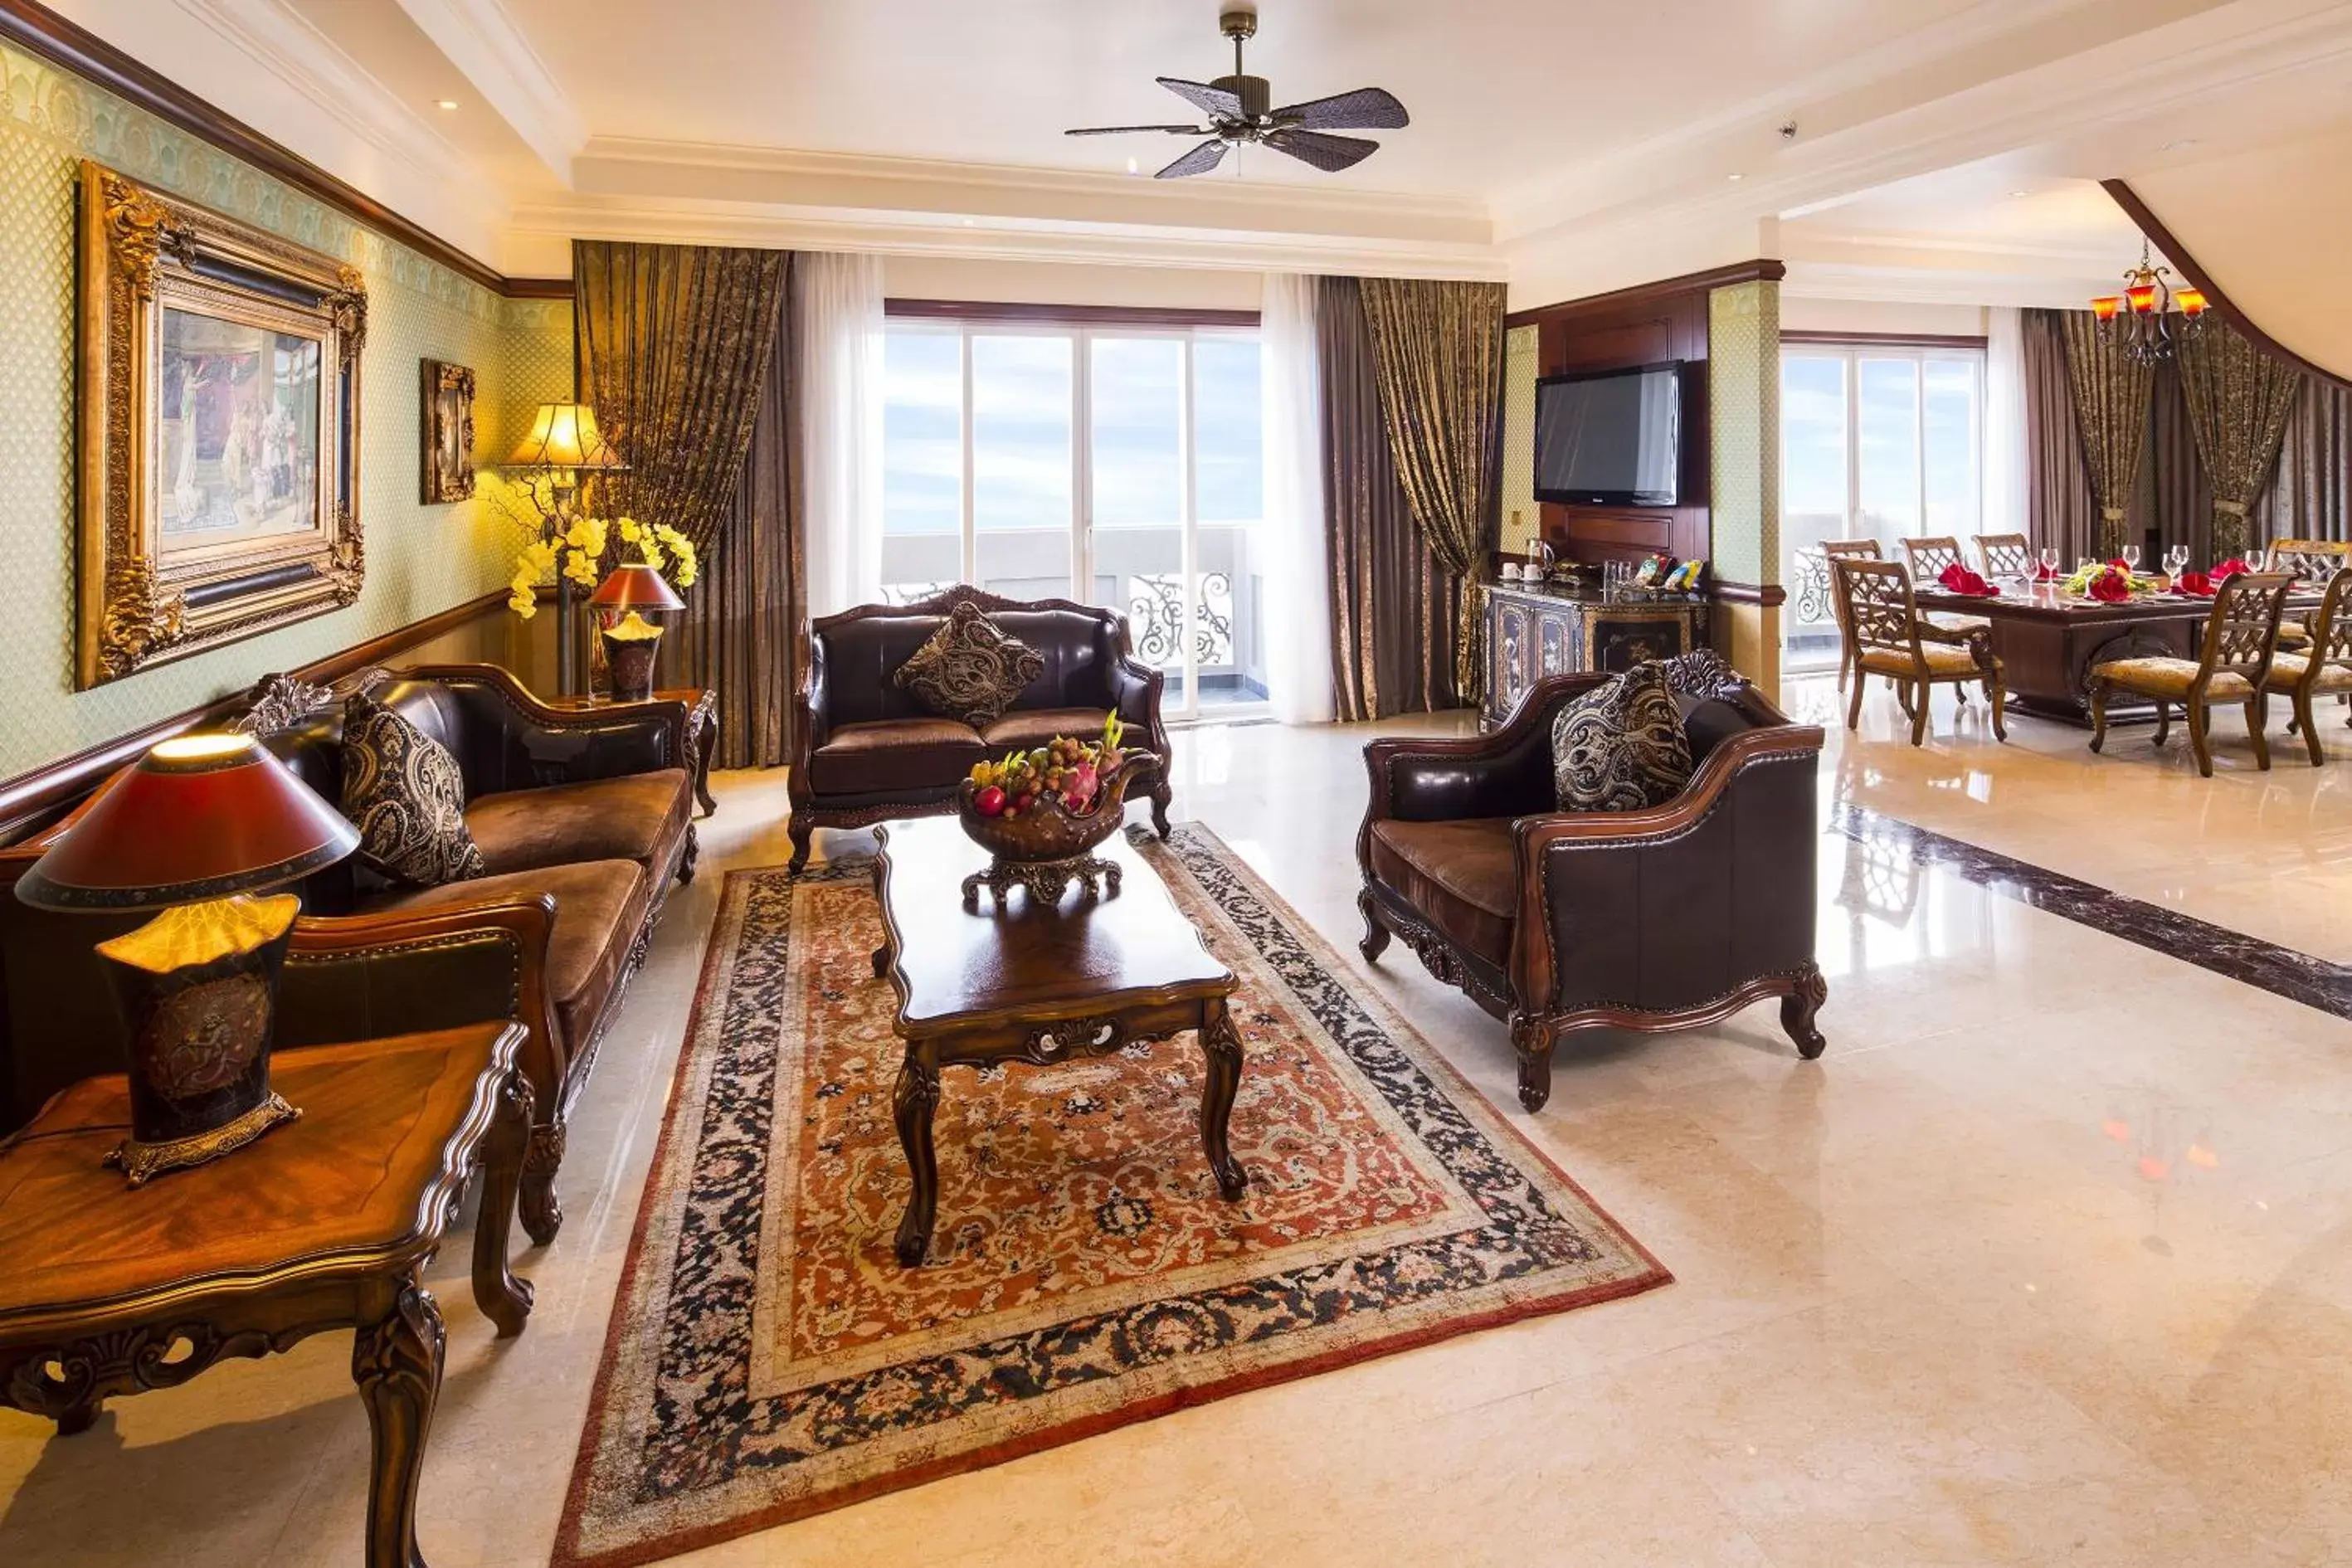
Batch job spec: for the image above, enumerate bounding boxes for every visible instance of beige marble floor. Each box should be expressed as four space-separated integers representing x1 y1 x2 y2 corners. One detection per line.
5 676 2350 1566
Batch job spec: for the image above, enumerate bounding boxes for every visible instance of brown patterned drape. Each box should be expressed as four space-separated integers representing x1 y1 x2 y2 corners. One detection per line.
2256 377 2352 543
1317 276 1459 721
573 240 791 550
2127 360 2208 567
2059 309 2155 558
1356 277 1507 705
2177 317 2303 559
2023 309 2099 565
671 275 799 767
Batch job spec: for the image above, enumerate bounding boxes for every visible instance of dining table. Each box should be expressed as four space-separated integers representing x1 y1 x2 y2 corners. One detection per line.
1910 577 2323 725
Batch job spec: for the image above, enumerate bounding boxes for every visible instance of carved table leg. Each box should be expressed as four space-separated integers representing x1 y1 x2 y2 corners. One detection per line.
1356 886 1390 963
472 1070 535 1338
892 1051 942 1266
1509 1015 1556 1113
353 1281 445 1568
519 1122 565 1248
1198 999 1249 1200
1780 964 1829 1060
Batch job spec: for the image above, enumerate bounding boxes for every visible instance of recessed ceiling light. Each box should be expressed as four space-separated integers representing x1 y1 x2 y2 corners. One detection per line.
1126 156 1138 175
2160 138 2199 151
962 217 976 226
2009 189 2031 197
1726 172 1744 182
436 99 459 110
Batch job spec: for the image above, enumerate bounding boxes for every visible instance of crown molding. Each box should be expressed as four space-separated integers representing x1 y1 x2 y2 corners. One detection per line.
391 0 586 183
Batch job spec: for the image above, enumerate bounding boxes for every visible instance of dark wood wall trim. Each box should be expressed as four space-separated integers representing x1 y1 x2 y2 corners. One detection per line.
0 589 509 845
1505 259 1785 328
1709 580 1788 607
1780 330 1988 350
2101 178 2350 394
885 299 1261 329
0 0 575 301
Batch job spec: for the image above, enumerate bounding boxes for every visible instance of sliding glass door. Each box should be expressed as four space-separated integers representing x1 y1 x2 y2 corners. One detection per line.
881 317 1264 718
1781 343 1984 670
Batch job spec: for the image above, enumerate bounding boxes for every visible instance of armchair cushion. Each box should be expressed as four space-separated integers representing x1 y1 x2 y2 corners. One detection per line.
978 706 1114 752
1861 644 1982 679
893 601 1045 728
807 717 986 796
465 769 691 877
1367 818 1517 969
2095 656 2253 701
340 691 487 888
361 858 647 1047
1550 665 1692 813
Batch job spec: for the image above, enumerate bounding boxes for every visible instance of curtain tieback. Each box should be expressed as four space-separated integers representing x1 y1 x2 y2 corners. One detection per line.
2213 499 2249 517
2100 507 2127 522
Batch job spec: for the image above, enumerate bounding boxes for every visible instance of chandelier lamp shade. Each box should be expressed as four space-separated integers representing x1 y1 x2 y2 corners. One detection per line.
2090 240 2208 363
13 733 361 1184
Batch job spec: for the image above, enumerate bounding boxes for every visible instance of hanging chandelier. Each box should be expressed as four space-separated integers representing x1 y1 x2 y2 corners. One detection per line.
2090 239 2208 363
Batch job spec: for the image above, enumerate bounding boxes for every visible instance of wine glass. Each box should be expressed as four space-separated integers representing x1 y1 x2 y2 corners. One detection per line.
2165 544 2189 577
2038 546 2059 584
2121 545 2140 572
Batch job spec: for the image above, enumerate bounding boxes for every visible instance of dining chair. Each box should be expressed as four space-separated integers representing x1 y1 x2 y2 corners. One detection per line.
2262 571 2352 767
1833 558 2007 747
1899 536 1966 582
1819 538 1883 694
2267 539 2345 650
2089 572 2294 777
1973 533 2033 577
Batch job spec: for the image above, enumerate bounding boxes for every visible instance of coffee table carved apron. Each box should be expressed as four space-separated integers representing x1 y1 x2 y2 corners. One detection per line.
870 817 1247 1265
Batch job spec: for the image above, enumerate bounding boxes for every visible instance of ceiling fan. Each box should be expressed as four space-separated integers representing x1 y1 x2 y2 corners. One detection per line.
1065 8 1409 180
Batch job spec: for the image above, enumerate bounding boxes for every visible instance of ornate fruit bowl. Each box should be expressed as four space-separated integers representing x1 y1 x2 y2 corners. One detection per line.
953 752 1146 908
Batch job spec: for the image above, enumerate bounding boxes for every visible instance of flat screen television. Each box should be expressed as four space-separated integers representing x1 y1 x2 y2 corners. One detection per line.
1534 362 1683 508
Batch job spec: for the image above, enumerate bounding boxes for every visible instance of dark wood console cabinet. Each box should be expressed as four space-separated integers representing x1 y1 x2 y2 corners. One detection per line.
1483 582 1711 728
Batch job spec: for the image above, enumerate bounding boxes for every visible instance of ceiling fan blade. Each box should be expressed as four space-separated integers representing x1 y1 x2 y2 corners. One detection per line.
1264 129 1380 173
1155 138 1231 180
1065 124 1211 137
1270 87 1410 131
1157 76 1244 119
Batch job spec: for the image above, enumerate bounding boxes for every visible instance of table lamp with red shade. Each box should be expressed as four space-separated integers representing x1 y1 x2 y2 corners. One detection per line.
13 732 360 1184
588 561 686 703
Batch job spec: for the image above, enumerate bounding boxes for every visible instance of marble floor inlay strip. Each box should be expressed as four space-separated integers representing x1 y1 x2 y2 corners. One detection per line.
1834 803 2352 1021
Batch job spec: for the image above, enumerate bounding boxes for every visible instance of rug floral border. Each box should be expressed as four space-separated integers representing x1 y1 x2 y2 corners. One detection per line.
556 825 1670 1567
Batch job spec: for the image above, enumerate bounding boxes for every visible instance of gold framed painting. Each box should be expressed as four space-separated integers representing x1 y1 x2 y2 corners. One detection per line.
75 159 367 689
421 358 475 504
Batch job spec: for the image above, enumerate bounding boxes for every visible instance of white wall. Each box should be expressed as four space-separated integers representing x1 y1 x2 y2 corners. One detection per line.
1779 299 1989 337
881 256 1264 310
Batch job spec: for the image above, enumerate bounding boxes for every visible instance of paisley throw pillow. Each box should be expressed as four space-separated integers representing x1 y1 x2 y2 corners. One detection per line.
340 692 487 887
893 601 1045 729
1656 646 1741 699
1550 663 1694 812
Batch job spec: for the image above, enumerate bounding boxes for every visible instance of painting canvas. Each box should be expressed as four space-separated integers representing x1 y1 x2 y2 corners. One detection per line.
421 359 476 504
159 309 325 543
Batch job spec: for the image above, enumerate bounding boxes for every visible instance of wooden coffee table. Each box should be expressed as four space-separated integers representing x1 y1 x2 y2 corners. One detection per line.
0 1023 533 1567
869 816 1247 1266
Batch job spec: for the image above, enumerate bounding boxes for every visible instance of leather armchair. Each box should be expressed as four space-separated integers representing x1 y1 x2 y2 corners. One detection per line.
1357 671 1827 1113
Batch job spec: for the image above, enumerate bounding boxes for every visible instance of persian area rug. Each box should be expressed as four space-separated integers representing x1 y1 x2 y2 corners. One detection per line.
558 823 1668 1566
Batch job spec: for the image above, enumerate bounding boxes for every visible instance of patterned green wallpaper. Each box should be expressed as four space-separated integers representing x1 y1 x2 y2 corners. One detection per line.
0 41 572 778
1499 324 1538 555
1707 280 1780 587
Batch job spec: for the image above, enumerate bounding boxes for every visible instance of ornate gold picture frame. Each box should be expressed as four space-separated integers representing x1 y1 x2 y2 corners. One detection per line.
421 358 475 504
75 159 367 689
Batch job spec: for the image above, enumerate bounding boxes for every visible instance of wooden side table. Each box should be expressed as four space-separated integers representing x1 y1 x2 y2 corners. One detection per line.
0 1023 533 1568
548 685 719 816
870 817 1247 1266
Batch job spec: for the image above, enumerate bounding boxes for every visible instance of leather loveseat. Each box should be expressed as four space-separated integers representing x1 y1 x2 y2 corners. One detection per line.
787 585 1173 871
0 665 699 1245
1357 665 1827 1114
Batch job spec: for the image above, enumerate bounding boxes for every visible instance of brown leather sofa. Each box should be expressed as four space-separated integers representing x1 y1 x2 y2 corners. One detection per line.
0 665 699 1244
788 585 1173 871
1357 669 1826 1113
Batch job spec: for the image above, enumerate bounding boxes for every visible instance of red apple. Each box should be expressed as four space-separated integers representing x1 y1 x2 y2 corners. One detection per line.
974 784 1006 816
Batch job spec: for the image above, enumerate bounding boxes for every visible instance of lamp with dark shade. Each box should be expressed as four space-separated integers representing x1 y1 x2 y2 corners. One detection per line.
589 562 686 702
15 733 361 1185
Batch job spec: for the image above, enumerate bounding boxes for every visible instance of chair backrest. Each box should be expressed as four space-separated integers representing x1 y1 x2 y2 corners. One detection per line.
1833 558 1922 668
2197 572 2295 684
2269 538 2351 580
1900 536 1965 582
1974 533 2032 577
2309 571 2352 670
1818 539 1882 634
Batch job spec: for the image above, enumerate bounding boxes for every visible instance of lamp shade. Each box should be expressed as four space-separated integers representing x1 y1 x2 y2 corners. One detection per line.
504 402 626 470
15 733 360 912
589 562 686 612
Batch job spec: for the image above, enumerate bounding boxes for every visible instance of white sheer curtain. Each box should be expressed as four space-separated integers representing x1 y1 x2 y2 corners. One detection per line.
1985 305 2030 538
797 251 885 617
1259 272 1335 723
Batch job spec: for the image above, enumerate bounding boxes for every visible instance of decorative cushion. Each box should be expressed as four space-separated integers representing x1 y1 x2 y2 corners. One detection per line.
2096 657 2252 701
1550 664 1693 813
340 691 487 888
2277 621 2313 646
2262 652 2352 693
1861 644 1985 679
1656 647 1741 699
892 601 1045 729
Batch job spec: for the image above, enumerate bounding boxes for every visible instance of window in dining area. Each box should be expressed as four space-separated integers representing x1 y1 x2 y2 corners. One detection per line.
1780 343 1986 671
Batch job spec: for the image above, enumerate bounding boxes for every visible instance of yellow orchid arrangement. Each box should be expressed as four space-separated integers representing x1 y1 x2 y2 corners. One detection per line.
618 518 699 587
504 514 696 619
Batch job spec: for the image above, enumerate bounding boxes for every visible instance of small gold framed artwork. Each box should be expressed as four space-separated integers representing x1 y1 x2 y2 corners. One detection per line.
421 359 476 504
75 159 367 689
